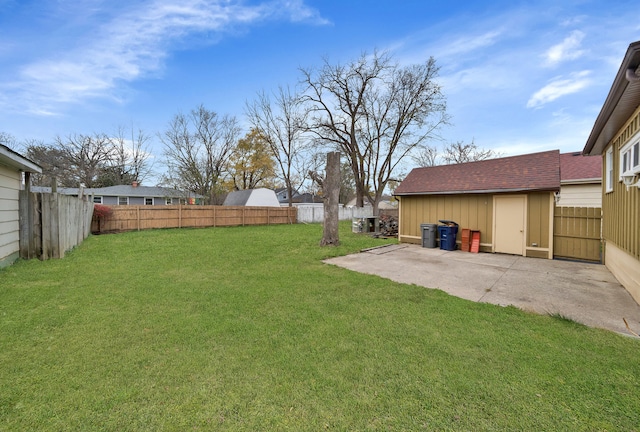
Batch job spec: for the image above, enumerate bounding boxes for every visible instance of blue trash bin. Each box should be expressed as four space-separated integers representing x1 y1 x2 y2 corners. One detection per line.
437 220 459 251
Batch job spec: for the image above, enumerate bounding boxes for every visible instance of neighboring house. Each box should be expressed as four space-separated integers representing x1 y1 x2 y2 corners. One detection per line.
223 188 281 207
394 150 560 259
557 152 602 207
345 196 398 210
33 182 203 205
583 40 640 303
275 188 300 204
275 188 323 205
0 145 42 268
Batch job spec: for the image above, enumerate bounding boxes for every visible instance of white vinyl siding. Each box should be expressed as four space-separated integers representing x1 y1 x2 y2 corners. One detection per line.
0 165 21 265
557 184 602 207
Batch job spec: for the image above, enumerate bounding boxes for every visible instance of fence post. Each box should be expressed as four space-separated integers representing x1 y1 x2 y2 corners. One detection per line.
18 173 35 259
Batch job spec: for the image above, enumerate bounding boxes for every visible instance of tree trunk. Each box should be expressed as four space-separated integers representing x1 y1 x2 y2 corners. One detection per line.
320 151 340 246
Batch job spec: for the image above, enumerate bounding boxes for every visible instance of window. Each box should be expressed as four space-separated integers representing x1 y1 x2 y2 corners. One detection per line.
118 196 128 205
620 134 640 177
93 196 103 204
606 147 613 192
165 198 173 205
145 197 153 205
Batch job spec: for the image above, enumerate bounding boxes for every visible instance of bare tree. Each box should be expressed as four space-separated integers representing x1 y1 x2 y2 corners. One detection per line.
52 133 115 188
160 105 240 204
412 144 440 167
301 51 448 214
23 140 69 186
246 86 310 206
442 140 499 164
102 125 154 186
0 132 17 149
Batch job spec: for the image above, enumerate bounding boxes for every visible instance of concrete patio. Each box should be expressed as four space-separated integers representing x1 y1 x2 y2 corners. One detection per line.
324 244 640 336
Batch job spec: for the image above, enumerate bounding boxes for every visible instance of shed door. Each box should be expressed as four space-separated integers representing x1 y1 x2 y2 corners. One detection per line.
494 195 526 255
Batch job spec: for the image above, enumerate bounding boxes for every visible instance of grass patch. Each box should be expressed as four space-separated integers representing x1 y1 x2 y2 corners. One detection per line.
1 222 639 430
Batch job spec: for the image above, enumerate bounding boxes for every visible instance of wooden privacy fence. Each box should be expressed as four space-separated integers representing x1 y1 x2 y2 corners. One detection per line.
553 206 602 262
19 192 94 260
92 205 297 233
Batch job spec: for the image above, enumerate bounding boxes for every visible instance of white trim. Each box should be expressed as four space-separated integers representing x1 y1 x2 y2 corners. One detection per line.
93 196 103 204
144 197 154 205
118 196 129 205
606 147 614 193
619 130 640 179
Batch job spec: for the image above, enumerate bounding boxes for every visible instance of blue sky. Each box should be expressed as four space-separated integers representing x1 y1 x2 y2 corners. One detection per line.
1 0 639 183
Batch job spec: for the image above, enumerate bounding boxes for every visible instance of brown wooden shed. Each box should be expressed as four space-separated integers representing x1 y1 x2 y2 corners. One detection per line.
394 150 560 259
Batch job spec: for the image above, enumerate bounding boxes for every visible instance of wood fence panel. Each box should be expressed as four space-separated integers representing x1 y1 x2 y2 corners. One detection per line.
18 189 41 259
553 206 602 262
92 205 297 233
19 192 93 261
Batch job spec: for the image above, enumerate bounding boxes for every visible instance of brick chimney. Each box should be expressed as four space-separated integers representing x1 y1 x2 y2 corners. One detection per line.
132 181 138 188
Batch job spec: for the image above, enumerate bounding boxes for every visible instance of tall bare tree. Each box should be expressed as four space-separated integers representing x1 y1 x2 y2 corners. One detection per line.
442 140 499 164
51 133 115 188
246 86 310 206
101 125 154 186
301 51 448 213
0 132 17 149
160 105 240 204
23 140 69 186
412 144 440 167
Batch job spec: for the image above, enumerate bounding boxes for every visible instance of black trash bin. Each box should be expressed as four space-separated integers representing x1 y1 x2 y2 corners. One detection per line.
437 220 459 251
420 223 438 248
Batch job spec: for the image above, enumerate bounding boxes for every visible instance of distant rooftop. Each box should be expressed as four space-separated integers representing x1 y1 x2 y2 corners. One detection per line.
559 152 602 182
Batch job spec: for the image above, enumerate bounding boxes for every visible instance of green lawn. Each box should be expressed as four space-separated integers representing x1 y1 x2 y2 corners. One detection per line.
1 222 639 431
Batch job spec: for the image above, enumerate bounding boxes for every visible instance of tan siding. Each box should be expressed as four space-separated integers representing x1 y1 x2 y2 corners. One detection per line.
398 194 493 245
603 104 640 261
527 192 551 249
400 193 553 258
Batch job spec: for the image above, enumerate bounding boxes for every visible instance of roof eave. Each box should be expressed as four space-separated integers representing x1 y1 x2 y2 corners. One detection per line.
583 41 640 156
561 177 601 185
394 187 559 196
0 145 42 173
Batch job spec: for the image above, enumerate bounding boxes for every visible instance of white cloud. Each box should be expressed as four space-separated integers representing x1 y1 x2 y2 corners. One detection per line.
3 0 327 115
526 70 592 109
435 29 503 59
543 30 586 67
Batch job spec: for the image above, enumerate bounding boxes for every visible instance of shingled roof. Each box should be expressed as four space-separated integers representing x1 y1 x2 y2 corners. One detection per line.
559 152 602 182
394 150 560 195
